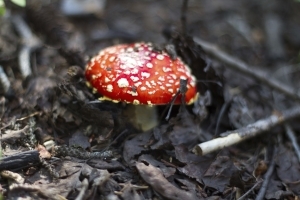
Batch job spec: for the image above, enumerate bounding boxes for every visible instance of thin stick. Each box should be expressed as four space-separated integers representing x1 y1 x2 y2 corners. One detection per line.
75 178 89 200
11 15 41 78
255 147 277 200
0 65 10 94
165 79 188 120
165 91 180 121
284 124 300 162
193 37 300 101
237 179 263 200
193 106 300 155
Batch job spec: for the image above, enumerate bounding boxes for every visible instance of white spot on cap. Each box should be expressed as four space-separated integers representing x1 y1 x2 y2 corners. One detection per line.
107 47 117 54
133 99 140 105
134 43 141 48
127 47 134 52
140 86 147 91
170 74 176 79
147 101 152 105
105 77 110 83
158 76 165 81
134 82 142 87
177 68 185 73
166 84 172 87
190 80 196 87
163 67 172 72
117 78 129 88
148 91 155 95
108 74 114 79
160 86 165 90
150 80 156 86
191 75 196 83
119 64 127 69
131 68 139 74
180 75 187 80
130 76 139 82
90 57 96 65
127 90 138 96
168 88 174 93
109 56 116 62
107 84 113 92
137 61 143 67
86 66 92 71
124 70 131 75
141 72 150 78
156 54 164 60
99 51 105 56
169 79 174 83
145 81 152 88
86 81 91 88
146 63 153 68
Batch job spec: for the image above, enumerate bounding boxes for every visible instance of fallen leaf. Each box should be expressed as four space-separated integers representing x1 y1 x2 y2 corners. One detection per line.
136 162 197 200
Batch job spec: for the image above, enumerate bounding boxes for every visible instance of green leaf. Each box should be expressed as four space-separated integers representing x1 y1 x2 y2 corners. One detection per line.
11 0 26 7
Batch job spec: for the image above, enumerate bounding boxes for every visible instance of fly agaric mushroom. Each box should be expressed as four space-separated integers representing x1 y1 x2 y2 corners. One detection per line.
85 42 198 130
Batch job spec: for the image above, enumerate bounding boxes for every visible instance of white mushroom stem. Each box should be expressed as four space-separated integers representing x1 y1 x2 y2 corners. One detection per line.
193 106 300 155
124 105 158 132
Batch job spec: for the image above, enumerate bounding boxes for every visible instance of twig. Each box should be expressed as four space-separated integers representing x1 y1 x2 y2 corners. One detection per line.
193 37 300 101
237 178 263 200
193 106 300 155
165 78 188 120
11 15 41 78
255 147 277 200
284 124 300 162
0 65 11 94
0 170 25 184
75 178 89 200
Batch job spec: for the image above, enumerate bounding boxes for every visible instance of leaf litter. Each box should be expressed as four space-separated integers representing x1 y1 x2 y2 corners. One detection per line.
0 0 300 199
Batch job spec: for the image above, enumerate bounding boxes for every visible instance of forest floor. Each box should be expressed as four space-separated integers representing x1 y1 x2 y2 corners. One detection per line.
0 0 300 199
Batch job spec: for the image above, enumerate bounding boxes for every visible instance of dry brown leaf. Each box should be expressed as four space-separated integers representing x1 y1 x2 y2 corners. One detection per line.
136 162 197 200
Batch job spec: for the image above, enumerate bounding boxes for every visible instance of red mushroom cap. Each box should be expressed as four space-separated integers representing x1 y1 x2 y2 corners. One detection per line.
85 42 197 105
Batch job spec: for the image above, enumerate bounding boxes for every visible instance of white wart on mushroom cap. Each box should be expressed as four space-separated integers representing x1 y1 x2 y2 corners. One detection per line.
85 42 197 105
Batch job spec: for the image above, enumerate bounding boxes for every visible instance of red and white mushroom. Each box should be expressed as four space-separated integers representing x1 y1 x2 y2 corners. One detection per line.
85 42 197 106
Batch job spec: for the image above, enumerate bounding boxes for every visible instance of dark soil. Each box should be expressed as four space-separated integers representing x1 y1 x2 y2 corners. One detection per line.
0 0 300 199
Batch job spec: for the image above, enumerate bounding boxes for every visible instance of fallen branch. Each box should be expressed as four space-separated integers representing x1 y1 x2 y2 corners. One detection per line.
193 106 300 155
194 37 300 101
0 150 40 171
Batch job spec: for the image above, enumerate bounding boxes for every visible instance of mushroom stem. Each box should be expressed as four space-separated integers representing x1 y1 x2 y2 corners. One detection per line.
124 105 158 132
